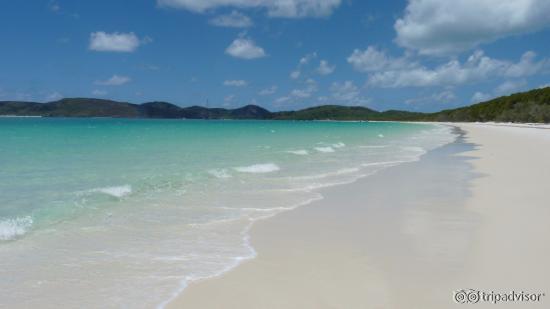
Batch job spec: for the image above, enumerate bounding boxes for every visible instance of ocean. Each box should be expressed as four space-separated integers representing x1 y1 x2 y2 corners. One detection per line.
0 118 455 308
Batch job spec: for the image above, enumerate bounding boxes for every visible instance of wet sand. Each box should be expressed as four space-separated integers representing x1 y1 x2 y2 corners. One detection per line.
168 124 550 308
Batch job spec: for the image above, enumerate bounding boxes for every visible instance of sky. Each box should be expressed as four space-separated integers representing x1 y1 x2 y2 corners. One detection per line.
0 0 549 112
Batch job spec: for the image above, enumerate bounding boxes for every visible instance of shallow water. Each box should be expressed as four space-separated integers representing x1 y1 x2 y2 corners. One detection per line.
0 118 455 308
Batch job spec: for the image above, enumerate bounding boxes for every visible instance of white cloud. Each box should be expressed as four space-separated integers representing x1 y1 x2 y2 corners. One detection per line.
290 52 317 79
209 11 253 27
157 0 342 18
49 1 61 12
274 96 291 104
347 47 417 72
290 78 318 98
395 0 550 55
539 83 550 89
330 81 359 101
504 51 547 78
225 36 266 59
470 79 528 103
317 60 335 75
89 32 143 52
14 92 33 101
329 81 370 105
92 89 108 96
276 79 317 103
405 90 456 105
350 48 549 88
471 91 492 103
45 91 63 101
433 90 457 102
259 85 277 95
223 79 248 87
224 94 236 106
291 88 313 98
495 80 527 95
299 52 317 65
95 75 131 86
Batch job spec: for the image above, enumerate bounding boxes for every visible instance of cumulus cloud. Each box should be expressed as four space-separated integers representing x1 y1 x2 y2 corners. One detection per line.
224 94 236 106
349 47 549 88
329 81 370 105
259 85 277 95
225 36 266 59
209 11 253 27
291 78 317 98
291 88 313 98
290 70 301 79
157 0 342 18
223 79 248 87
495 80 527 95
49 1 61 12
274 96 291 104
275 79 317 104
92 89 108 96
95 75 131 86
395 0 550 55
471 91 493 103
290 52 317 79
89 32 144 52
45 91 63 101
317 60 335 75
347 46 417 72
330 81 359 101
405 90 457 105
470 79 527 103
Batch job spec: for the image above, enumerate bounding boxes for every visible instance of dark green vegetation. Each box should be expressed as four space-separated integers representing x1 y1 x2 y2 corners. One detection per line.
1 87 549 122
431 87 550 122
0 99 271 119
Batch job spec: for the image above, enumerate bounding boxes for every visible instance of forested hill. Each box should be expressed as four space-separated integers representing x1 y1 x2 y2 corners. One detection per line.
1 87 549 122
430 87 550 123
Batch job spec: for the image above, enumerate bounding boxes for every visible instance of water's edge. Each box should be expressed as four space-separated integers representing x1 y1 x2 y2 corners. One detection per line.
158 123 460 309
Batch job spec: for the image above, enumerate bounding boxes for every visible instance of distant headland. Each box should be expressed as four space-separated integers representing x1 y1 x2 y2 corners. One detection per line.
1 87 549 123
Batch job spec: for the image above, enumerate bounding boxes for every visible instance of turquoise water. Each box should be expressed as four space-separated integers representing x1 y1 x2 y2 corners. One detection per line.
0 118 454 308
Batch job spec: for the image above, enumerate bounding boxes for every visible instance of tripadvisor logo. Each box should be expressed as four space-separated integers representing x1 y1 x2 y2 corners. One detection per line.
454 289 545 304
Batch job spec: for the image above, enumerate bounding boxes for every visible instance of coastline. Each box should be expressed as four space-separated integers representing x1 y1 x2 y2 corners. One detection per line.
167 123 550 308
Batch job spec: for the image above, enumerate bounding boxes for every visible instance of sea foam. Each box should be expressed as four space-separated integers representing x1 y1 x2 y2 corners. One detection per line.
208 169 232 179
332 142 346 148
92 185 132 198
286 150 309 155
0 216 33 241
234 163 280 173
315 146 335 153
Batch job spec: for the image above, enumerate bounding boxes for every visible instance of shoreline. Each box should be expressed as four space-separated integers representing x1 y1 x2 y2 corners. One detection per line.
167 123 550 308
158 123 455 308
166 125 471 308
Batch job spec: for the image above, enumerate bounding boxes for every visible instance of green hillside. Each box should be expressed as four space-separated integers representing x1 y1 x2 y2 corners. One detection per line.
1 87 549 122
432 87 550 122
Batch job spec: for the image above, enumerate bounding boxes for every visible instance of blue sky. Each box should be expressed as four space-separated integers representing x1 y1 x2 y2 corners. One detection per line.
0 0 549 112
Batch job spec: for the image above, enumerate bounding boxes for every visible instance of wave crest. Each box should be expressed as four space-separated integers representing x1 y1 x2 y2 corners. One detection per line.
234 163 280 173
315 146 335 153
0 216 33 241
208 169 232 179
92 185 132 198
286 150 309 155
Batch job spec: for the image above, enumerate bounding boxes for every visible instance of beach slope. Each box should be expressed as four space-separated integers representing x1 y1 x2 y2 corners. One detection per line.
168 124 550 309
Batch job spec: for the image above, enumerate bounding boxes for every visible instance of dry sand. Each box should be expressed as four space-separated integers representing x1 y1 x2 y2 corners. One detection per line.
168 124 550 308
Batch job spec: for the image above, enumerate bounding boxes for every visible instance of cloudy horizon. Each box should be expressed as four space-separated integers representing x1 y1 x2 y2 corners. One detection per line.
0 0 549 112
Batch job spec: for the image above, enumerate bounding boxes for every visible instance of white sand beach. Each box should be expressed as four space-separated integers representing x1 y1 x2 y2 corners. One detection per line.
168 123 550 308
